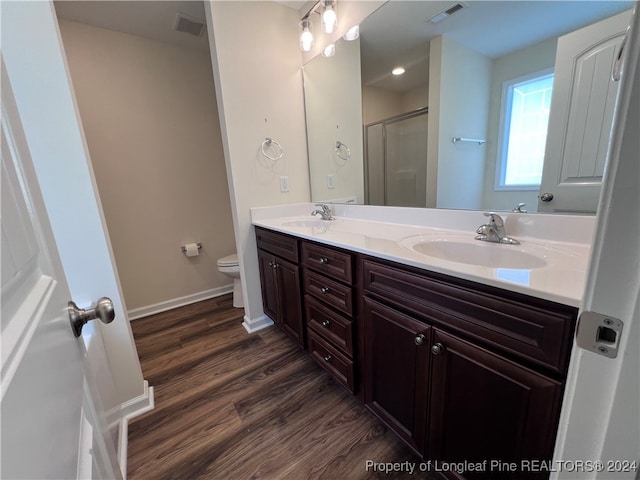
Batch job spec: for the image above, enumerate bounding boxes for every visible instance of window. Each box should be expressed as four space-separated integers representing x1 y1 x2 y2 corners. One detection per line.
496 70 553 190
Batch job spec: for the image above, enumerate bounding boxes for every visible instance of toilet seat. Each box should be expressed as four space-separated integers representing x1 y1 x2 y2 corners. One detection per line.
217 253 238 267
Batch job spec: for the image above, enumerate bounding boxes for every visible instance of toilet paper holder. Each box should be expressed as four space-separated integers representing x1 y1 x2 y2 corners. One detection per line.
181 243 202 254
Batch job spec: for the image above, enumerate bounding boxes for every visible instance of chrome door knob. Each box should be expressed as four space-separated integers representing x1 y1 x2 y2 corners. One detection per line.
415 334 426 346
68 297 115 337
431 343 444 355
540 192 554 202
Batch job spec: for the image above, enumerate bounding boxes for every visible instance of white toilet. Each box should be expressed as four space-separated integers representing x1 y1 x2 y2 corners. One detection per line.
217 253 243 308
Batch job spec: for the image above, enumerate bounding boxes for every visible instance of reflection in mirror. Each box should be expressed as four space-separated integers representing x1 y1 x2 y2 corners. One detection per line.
303 1 634 213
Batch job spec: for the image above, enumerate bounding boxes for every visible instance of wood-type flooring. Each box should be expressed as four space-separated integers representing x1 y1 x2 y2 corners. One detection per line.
127 295 428 480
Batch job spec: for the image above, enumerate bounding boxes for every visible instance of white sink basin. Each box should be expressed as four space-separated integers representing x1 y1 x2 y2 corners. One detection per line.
279 217 334 230
281 219 325 228
399 234 551 269
412 240 546 269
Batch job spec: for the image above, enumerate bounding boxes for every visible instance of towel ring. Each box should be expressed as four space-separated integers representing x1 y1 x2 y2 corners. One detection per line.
335 141 351 161
261 137 283 161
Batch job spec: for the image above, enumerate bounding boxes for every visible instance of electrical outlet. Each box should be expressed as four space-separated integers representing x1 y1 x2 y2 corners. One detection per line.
280 176 289 192
327 174 335 189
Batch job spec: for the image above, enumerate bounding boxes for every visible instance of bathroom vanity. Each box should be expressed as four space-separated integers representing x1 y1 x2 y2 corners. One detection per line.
253 205 593 478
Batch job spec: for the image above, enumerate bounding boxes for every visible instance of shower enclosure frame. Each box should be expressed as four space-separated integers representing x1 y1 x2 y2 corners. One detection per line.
363 106 429 206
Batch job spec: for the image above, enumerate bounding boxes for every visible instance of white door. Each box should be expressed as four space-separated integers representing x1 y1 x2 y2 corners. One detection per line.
538 10 632 213
552 5 640 477
1 60 121 479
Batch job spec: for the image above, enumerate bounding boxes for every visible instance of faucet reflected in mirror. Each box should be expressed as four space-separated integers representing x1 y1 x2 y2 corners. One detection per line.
302 1 633 215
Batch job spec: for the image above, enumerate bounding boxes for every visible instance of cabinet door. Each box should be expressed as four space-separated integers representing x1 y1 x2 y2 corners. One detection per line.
363 298 431 455
257 249 279 323
428 329 562 480
276 257 304 347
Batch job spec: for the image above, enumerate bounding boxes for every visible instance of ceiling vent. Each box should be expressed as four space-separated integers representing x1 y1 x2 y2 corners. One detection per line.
173 13 206 37
427 2 468 24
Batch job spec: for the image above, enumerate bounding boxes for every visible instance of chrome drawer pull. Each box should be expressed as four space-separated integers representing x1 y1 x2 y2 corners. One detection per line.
319 257 329 264
431 343 445 355
324 354 332 362
321 287 330 294
321 320 330 328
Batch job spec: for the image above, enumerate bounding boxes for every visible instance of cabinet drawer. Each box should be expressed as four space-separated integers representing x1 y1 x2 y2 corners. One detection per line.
304 270 353 316
302 241 353 284
306 295 353 356
255 227 298 263
308 330 354 392
362 259 577 374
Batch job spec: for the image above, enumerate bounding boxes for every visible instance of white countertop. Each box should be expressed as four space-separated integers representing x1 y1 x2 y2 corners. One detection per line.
251 204 595 307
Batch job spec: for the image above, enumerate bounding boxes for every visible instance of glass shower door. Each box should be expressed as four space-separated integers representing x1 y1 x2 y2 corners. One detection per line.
385 113 428 207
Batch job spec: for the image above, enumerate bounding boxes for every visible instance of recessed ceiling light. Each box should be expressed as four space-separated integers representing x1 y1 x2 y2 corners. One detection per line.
392 67 405 76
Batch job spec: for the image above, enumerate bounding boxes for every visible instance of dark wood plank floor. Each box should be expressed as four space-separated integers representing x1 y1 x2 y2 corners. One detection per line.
127 295 425 479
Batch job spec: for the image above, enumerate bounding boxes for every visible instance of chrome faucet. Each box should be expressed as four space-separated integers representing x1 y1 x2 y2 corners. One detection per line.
311 203 334 221
475 212 520 245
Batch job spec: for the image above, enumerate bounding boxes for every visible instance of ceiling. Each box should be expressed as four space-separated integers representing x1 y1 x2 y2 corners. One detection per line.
54 1 634 94
359 0 634 93
54 1 210 51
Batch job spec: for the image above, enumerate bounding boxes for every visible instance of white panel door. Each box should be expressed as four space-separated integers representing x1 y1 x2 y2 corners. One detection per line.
1 60 121 480
538 10 632 213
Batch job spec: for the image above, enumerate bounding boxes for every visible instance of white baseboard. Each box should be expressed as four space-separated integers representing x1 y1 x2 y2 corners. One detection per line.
242 314 274 333
128 286 233 320
116 380 155 479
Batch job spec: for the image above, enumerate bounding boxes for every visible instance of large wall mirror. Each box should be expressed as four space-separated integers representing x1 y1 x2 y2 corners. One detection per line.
303 0 634 213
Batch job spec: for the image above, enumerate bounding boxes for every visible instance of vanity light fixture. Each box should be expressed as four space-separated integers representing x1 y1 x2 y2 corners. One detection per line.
321 0 338 34
298 0 339 52
299 18 314 52
392 67 406 76
322 43 336 57
343 25 359 41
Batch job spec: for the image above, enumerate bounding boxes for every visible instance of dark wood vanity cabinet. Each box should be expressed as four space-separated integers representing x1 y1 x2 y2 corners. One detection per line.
361 257 577 477
428 329 563 480
256 228 304 347
255 227 578 477
302 241 356 392
363 297 431 455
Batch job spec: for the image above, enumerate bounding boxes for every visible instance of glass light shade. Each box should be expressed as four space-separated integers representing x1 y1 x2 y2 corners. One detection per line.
321 1 337 34
299 19 313 52
321 43 336 57
343 25 359 41
392 67 406 76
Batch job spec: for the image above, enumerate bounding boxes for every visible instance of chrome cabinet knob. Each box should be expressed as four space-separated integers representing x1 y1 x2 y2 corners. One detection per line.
319 257 329 265
431 343 444 355
68 297 115 338
324 354 332 362
321 287 330 294
321 320 330 328
540 192 554 202
415 334 426 346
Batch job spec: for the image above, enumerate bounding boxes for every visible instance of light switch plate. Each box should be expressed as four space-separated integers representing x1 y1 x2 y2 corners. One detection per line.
327 174 335 189
280 176 289 192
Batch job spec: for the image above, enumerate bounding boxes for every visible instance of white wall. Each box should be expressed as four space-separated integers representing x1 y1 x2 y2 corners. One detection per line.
58 20 237 314
205 1 311 332
429 36 492 210
362 84 429 125
305 38 364 203
482 37 557 212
